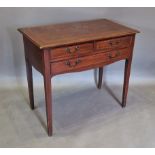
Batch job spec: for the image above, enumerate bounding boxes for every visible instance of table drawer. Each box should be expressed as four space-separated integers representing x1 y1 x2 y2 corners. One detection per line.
51 48 130 75
96 36 132 51
50 42 94 61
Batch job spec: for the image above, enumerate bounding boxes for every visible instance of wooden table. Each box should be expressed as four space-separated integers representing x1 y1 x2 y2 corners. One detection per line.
18 19 139 136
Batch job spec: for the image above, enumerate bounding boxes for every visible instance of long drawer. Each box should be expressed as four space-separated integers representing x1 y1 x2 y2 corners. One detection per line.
50 48 131 75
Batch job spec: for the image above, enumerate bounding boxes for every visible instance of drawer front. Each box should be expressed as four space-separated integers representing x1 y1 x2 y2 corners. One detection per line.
96 36 132 51
51 48 130 75
50 43 94 61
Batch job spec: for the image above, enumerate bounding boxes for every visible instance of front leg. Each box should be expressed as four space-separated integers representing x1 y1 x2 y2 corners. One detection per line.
122 57 132 107
122 36 135 108
43 50 53 136
44 74 52 136
25 58 35 110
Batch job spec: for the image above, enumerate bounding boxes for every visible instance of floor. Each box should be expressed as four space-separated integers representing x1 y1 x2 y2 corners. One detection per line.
0 80 155 147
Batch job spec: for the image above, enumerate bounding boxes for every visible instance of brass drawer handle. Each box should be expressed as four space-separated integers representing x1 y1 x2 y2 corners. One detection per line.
65 46 80 55
109 51 120 59
65 46 81 67
65 59 81 67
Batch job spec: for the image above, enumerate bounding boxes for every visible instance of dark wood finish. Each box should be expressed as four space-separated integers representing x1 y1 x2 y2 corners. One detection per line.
18 19 139 136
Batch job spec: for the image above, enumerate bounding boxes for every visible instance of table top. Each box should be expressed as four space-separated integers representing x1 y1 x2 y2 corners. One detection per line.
18 19 139 49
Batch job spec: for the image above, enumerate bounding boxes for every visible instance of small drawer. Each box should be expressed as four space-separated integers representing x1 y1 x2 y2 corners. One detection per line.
96 36 132 51
50 42 94 62
51 48 130 75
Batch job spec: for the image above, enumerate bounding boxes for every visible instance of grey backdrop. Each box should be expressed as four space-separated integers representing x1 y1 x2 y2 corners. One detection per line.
0 8 155 87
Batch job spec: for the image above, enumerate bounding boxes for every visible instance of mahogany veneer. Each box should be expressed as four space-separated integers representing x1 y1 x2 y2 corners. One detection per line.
18 19 139 136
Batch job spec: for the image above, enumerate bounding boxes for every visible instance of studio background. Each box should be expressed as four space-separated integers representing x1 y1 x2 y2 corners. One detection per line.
1 7 155 147
0 7 154 87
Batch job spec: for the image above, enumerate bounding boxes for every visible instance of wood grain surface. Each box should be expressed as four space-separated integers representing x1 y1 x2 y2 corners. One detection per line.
18 19 139 49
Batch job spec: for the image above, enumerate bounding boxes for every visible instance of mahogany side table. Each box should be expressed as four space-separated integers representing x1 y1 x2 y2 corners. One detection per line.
18 19 139 136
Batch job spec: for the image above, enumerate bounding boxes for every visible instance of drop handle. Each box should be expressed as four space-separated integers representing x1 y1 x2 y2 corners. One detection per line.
109 51 120 59
65 46 80 55
65 59 81 67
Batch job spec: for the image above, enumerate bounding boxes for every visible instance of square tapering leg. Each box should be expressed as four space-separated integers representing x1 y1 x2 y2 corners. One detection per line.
25 59 35 110
122 58 132 107
44 75 53 136
43 50 53 136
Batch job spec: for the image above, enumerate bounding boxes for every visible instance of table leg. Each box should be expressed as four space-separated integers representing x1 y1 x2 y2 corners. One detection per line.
97 67 103 89
25 59 34 110
122 58 132 107
44 74 52 136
